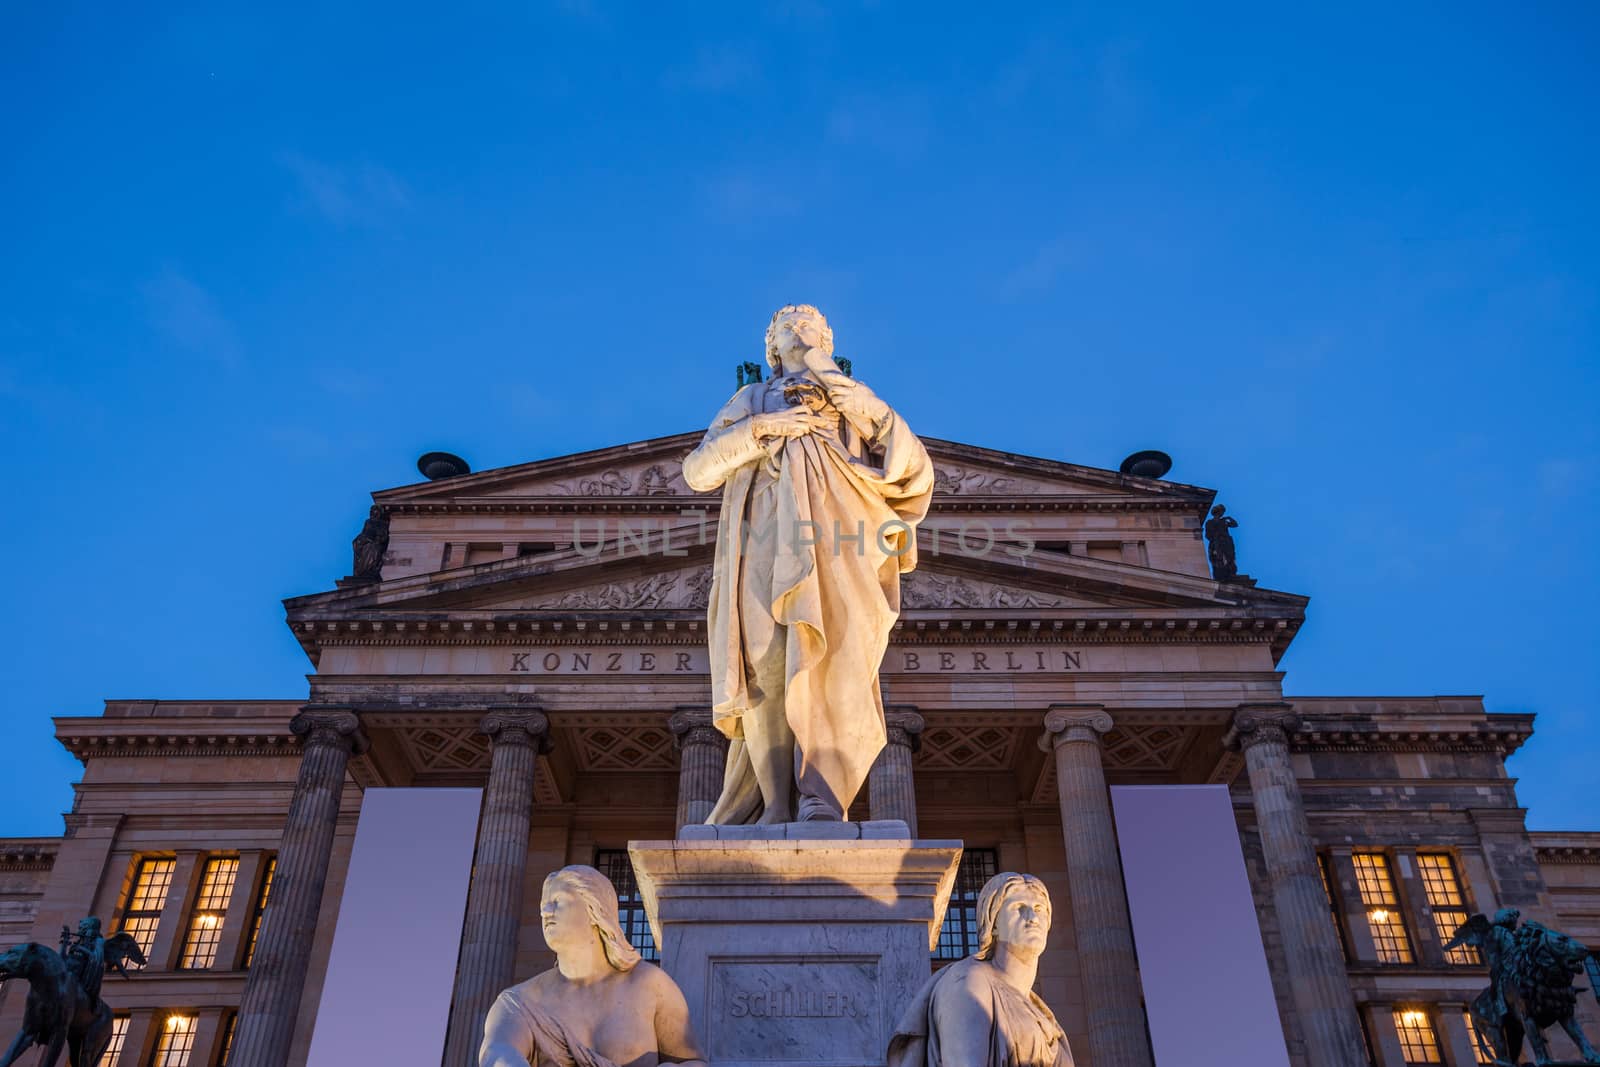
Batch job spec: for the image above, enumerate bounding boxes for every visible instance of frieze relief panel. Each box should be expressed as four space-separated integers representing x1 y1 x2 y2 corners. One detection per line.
932 463 1111 497
899 572 1092 610
484 461 699 498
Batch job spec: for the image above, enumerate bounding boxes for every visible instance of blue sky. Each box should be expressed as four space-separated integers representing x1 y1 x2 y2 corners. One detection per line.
2 2 1595 836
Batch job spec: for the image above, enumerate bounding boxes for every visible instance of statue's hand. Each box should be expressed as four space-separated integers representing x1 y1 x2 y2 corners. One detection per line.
751 407 832 442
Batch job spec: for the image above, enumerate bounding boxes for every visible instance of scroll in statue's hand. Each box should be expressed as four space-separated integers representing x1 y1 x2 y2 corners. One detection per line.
750 406 832 443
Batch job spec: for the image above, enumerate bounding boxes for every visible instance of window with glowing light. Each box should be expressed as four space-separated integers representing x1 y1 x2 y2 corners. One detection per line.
151 1013 197 1067
244 856 276 968
1352 852 1413 963
120 858 176 959
217 1012 236 1066
1391 1007 1442 1064
97 1015 129 1067
1415 853 1478 965
1317 853 1352 961
1463 1011 1495 1065
179 857 239 969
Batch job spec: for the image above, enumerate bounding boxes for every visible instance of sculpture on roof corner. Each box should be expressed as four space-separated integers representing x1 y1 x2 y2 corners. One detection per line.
685 304 933 823
888 872 1076 1067
0 916 146 1067
1445 908 1600 1066
351 504 390 581
1205 504 1253 584
480 866 707 1067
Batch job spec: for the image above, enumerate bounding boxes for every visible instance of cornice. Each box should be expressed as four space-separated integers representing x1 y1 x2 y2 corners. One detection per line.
1531 832 1600 865
57 729 301 763
0 839 58 871
1293 721 1533 756
375 496 1208 516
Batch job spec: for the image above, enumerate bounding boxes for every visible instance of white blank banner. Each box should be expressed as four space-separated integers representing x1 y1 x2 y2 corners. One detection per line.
306 787 482 1067
1111 784 1290 1067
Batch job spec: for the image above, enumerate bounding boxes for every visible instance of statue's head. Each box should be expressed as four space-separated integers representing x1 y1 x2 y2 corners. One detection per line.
1211 505 1226 518
972 872 1051 962
0 943 46 980
1493 907 1521 928
76 917 101 939
540 865 642 972
765 304 834 373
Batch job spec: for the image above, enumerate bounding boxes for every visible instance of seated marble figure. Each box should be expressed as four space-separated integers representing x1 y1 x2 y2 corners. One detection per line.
480 865 708 1067
888 872 1076 1067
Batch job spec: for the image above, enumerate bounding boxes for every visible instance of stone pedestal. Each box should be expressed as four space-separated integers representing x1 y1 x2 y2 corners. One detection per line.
631 829 961 1067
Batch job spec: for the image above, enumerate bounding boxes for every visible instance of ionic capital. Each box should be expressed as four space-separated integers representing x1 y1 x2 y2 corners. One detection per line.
669 707 729 752
884 708 925 752
479 709 551 751
290 707 369 755
1227 702 1301 752
1040 704 1114 750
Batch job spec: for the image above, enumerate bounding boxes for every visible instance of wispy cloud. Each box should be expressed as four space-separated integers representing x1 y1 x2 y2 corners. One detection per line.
665 43 758 92
700 172 801 227
998 236 1081 297
825 92 932 160
280 152 410 227
141 269 243 367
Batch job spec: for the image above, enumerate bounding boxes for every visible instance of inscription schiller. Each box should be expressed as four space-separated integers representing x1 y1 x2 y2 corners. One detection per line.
709 959 878 1063
728 988 864 1019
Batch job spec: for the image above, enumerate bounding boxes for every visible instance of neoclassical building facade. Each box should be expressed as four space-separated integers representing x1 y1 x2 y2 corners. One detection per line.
2 432 1595 1067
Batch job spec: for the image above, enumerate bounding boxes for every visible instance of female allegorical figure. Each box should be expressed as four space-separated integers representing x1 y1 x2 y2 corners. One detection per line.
480 866 707 1067
888 872 1076 1067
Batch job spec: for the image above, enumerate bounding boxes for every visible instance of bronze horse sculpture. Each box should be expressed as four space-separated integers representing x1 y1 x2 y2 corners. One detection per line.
1445 908 1600 1066
0 919 144 1067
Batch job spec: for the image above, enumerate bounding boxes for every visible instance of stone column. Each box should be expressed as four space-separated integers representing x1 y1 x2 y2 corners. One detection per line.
442 709 550 1067
1229 703 1368 1067
669 707 728 832
231 708 366 1067
869 708 924 836
1437 1002 1483 1067
1040 704 1154 1067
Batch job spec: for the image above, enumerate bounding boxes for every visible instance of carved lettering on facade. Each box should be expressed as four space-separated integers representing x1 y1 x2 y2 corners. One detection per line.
727 988 863 1018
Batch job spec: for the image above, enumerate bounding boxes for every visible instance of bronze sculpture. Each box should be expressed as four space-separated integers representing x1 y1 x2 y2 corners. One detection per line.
1445 908 1600 1065
351 504 390 580
0 917 145 1067
1204 504 1240 581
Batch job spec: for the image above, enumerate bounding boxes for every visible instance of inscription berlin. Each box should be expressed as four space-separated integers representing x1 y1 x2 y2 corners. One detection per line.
501 646 1088 674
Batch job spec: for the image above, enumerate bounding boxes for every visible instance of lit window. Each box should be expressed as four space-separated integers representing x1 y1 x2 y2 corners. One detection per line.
1463 1011 1496 1065
1416 853 1478 965
218 1012 236 1066
1317 853 1351 961
1392 1007 1442 1064
244 856 276 968
151 1013 197 1067
1352 852 1413 963
179 858 239 969
120 858 176 958
98 1015 129 1067
934 848 999 961
594 850 658 962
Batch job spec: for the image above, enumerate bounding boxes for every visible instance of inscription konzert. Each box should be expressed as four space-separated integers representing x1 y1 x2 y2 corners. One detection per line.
501 647 1089 674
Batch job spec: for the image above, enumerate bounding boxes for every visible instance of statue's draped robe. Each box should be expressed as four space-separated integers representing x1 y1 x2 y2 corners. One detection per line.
887 957 1076 1067
682 363 932 819
481 990 617 1067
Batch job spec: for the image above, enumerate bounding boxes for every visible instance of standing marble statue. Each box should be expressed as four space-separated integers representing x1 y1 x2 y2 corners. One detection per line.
480 866 707 1067
888 872 1076 1067
682 304 934 823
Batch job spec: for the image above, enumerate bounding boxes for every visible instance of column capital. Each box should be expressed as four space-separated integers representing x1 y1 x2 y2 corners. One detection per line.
884 707 925 752
479 708 551 751
669 706 729 752
1226 702 1301 752
1040 704 1113 750
290 707 369 755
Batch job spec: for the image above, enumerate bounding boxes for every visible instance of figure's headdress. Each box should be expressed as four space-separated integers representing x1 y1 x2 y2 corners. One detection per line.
972 871 1050 960
765 304 835 369
544 865 643 972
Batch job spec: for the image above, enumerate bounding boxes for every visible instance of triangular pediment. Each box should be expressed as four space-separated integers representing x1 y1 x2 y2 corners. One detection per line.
369 433 1213 507
288 522 1296 619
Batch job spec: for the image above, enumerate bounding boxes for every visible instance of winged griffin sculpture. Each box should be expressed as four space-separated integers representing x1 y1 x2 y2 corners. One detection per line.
0 917 146 1067
1445 908 1600 1066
